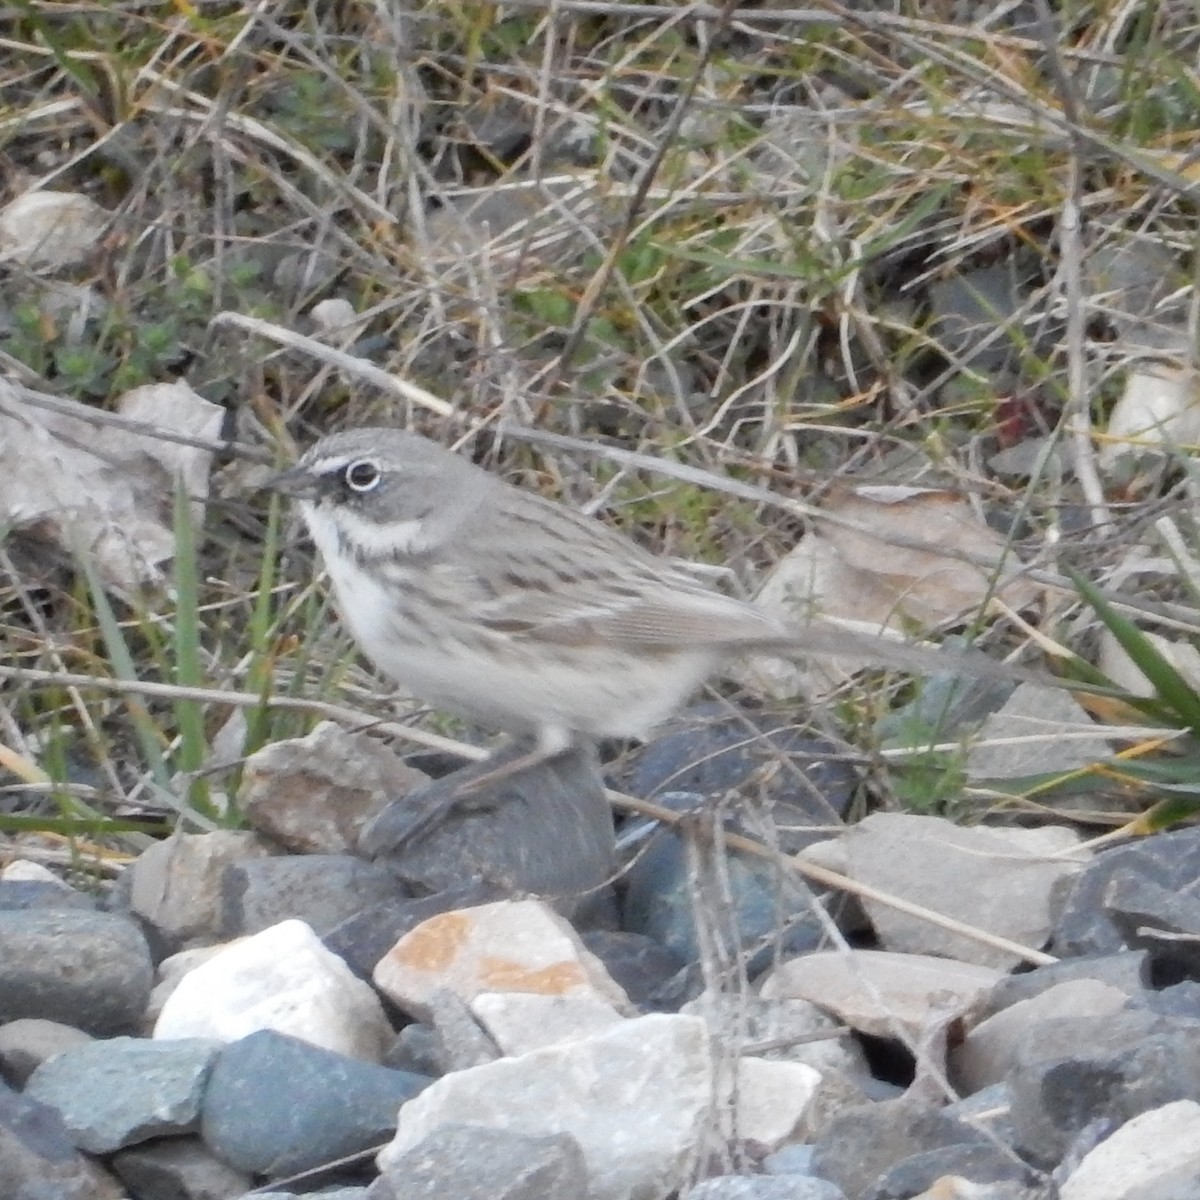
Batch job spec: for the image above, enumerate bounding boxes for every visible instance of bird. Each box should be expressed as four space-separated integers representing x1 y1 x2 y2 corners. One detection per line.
267 427 1042 762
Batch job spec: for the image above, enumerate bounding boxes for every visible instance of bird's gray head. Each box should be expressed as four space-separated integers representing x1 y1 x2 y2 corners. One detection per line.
267 428 489 558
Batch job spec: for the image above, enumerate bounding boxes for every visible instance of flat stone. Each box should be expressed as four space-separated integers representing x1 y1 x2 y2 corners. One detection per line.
154 918 392 1061
832 812 1084 970
378 1013 714 1200
760 950 1002 1041
25 1037 219 1154
373 899 631 1023
201 1030 429 1176
0 908 153 1033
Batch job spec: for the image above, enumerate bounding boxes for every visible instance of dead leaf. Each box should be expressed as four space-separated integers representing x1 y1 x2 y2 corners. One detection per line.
0 381 224 596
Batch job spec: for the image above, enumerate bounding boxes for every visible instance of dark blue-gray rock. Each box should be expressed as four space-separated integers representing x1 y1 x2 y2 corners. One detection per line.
25 1037 220 1154
580 930 684 1011
200 1030 429 1176
621 792 824 968
374 1124 587 1200
862 1141 1038 1200
360 744 614 918
384 1023 442 1077
0 908 153 1033
323 883 503 981
810 1099 989 1199
985 952 1148 1016
219 854 404 938
616 704 857 834
684 1178 847 1200
109 1134 253 1199
0 1084 125 1199
0 880 95 911
1007 1016 1200 1166
0 1019 93 1086
1051 828 1200 973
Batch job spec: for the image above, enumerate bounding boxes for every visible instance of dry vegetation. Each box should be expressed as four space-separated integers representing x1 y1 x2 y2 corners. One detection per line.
4 0 1200 855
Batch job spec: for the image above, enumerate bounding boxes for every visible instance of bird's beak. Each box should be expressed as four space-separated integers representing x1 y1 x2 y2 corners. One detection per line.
262 465 319 499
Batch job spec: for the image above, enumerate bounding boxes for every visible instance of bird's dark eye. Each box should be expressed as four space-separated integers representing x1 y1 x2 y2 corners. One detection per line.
344 459 381 492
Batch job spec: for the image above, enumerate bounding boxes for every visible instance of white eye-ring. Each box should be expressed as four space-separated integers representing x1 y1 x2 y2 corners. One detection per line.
344 459 382 492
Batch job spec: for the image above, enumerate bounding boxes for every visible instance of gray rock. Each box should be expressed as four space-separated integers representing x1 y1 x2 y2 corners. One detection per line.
110 1135 253 1199
0 1019 93 1086
201 1030 429 1176
685 1178 846 1199
0 908 153 1033
376 1124 587 1199
985 952 1148 1015
1051 828 1200 968
25 1036 220 1154
1006 1016 1200 1166
125 830 274 955
219 854 404 938
0 1083 125 1199
810 1098 988 1200
954 979 1130 1095
361 744 614 918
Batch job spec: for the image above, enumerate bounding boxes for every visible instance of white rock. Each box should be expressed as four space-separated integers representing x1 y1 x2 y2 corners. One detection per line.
153 919 390 1061
760 949 1001 1041
470 991 625 1055
374 899 631 1022
1059 1100 1200 1200
378 1013 714 1200
725 1056 821 1151
0 190 108 268
0 860 69 885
